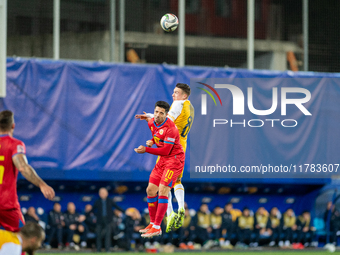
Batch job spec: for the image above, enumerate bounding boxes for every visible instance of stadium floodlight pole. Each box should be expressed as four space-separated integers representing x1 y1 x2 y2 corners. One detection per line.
53 0 60 60
0 0 6 97
110 0 116 62
247 0 255 70
119 0 125 63
303 0 308 71
178 0 185 67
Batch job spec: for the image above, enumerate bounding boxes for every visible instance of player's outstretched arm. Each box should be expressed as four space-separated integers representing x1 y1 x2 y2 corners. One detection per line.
135 111 151 122
134 145 146 154
145 143 173 156
13 154 55 200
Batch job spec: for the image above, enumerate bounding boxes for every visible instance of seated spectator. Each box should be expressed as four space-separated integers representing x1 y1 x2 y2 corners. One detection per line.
177 202 194 250
25 207 40 224
221 202 235 248
64 202 87 249
45 203 64 249
268 207 281 247
253 207 270 247
84 204 96 236
192 203 213 248
124 207 144 250
141 208 154 248
280 208 297 247
210 206 223 244
112 208 125 244
236 207 255 247
230 206 242 222
141 208 150 228
296 211 316 247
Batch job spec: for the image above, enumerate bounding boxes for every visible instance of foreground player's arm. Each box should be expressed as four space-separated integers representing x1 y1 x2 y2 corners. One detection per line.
135 111 151 122
144 142 173 156
12 154 55 200
134 143 173 156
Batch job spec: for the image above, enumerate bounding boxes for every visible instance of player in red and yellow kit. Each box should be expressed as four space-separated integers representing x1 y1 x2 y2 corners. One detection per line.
135 83 194 232
0 110 55 233
0 222 45 255
134 101 185 238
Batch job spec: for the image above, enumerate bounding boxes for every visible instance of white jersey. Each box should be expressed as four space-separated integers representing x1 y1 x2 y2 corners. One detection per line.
0 230 22 255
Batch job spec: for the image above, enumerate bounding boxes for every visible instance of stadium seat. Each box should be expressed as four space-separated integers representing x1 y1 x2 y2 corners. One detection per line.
313 217 326 244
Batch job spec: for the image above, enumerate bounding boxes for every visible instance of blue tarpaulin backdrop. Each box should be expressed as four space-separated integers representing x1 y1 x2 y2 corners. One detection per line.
1 58 339 183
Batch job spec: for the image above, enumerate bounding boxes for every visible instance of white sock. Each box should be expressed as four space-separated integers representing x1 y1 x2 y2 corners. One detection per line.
150 222 154 225
174 184 185 209
153 225 160 229
166 191 173 217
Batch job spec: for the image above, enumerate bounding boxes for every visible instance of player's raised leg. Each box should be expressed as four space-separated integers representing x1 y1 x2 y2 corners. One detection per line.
174 178 185 228
166 191 178 233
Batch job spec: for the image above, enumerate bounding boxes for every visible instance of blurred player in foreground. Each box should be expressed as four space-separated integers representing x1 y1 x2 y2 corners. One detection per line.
0 222 45 255
0 110 55 233
135 83 194 232
135 101 185 237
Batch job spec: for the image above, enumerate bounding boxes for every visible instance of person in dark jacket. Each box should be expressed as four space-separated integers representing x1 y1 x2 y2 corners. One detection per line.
46 203 64 249
124 207 144 250
63 202 87 249
24 207 40 224
221 202 234 247
92 187 124 252
210 206 223 242
296 211 315 247
324 201 340 245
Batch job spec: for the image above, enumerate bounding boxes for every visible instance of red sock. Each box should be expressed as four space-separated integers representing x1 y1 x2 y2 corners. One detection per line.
154 196 168 226
147 195 158 223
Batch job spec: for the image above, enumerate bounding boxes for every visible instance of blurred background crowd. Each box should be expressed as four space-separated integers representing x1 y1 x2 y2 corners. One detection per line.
23 188 339 252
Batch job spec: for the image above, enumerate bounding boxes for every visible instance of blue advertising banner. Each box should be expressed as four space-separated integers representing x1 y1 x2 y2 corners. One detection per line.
190 78 340 178
1 57 339 183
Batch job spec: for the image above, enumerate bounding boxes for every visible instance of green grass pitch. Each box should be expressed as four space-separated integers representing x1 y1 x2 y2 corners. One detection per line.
37 252 340 255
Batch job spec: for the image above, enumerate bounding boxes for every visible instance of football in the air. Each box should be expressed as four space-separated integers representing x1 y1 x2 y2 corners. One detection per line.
160 13 179 32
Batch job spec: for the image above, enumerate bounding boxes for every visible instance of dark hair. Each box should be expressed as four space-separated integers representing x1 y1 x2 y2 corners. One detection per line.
155 101 170 113
20 222 45 240
0 110 14 131
176 83 191 97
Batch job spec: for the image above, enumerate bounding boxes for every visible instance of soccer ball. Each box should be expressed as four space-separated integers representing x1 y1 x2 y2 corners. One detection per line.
160 13 179 32
324 243 336 253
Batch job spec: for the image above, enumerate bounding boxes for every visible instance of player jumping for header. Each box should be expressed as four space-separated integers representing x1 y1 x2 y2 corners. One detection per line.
134 101 185 238
135 83 194 232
